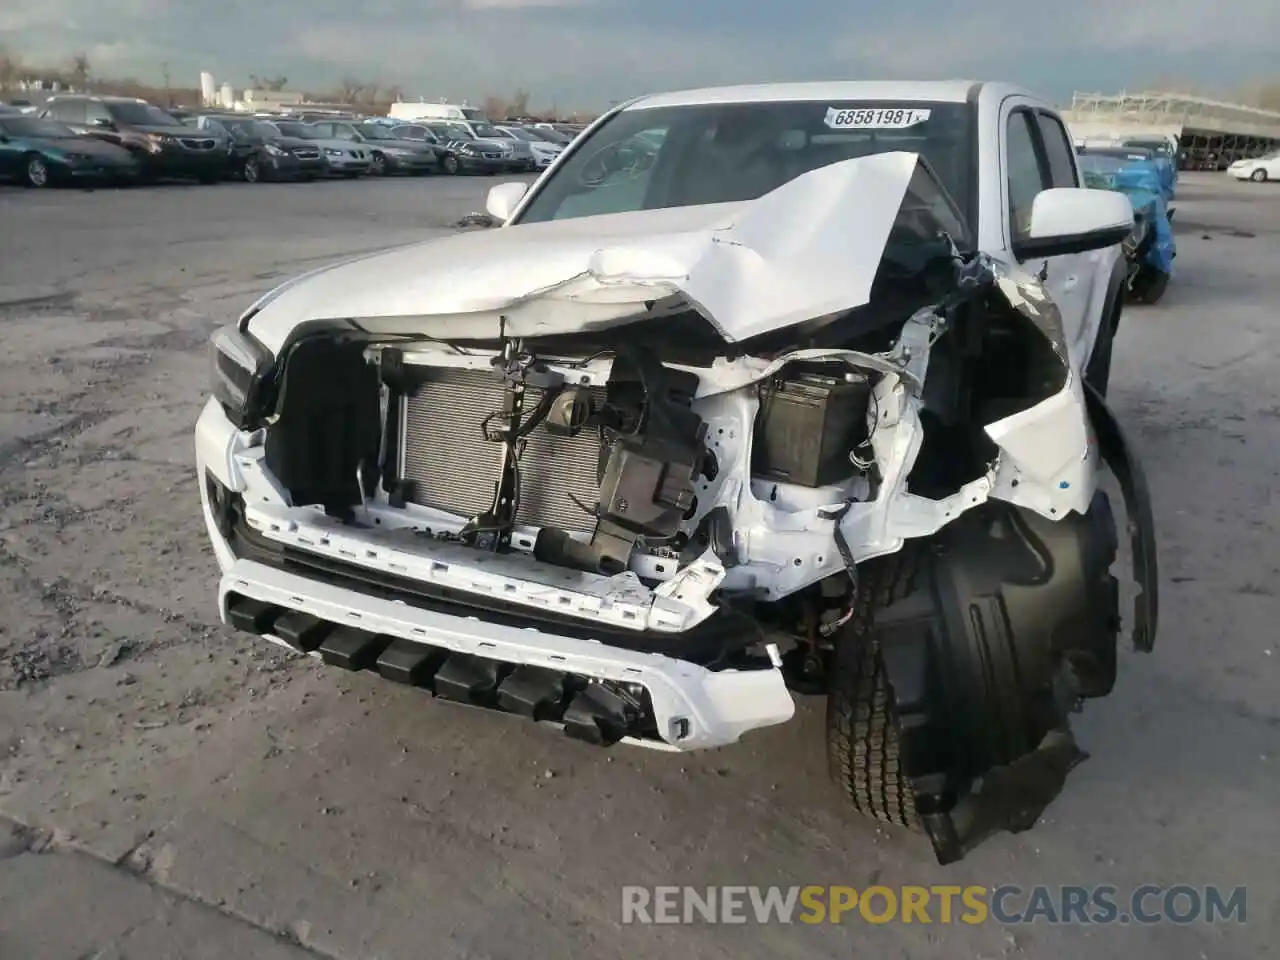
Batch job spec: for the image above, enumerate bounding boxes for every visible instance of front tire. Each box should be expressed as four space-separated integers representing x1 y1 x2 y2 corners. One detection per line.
441 153 460 175
826 552 920 829
243 157 261 183
1250 168 1268 182
1130 268 1170 305
369 152 386 176
23 154 51 188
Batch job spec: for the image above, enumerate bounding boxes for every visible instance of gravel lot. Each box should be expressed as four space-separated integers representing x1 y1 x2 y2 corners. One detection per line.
0 173 1276 960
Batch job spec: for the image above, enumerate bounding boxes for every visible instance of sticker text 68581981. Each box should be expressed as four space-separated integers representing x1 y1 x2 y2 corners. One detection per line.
823 107 932 130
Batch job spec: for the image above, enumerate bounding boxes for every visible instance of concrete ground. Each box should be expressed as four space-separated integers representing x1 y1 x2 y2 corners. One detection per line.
0 172 1275 960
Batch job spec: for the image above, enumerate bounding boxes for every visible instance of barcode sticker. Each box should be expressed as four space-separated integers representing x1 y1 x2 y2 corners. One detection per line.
823 107 932 130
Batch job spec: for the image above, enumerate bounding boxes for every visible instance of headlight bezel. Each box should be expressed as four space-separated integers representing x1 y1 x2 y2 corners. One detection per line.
264 143 287 157
210 324 273 428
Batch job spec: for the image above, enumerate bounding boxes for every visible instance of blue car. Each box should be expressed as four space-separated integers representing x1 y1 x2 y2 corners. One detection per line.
1119 136 1178 202
1078 147 1175 305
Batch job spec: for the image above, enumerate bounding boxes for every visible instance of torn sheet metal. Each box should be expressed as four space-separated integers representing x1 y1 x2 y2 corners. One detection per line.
242 152 922 354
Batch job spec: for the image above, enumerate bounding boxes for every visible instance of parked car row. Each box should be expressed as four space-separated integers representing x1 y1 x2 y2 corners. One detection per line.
0 94 584 188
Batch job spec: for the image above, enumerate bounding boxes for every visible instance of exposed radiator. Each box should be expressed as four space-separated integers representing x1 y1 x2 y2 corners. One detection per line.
400 369 605 534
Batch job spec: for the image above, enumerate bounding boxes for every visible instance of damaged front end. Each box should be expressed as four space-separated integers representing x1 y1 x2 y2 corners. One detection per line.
197 152 1157 862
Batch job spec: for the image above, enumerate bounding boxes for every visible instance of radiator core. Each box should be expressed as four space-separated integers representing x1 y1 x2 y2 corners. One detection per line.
400 368 605 534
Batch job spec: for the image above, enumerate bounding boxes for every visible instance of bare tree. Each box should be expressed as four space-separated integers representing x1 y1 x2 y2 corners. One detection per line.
508 88 530 117
263 74 288 91
482 94 508 119
336 76 367 103
69 52 91 89
384 83 403 103
0 48 19 90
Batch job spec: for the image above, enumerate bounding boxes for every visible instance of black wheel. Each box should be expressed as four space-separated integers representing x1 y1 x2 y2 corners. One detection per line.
243 157 261 183
369 152 386 176
1250 168 1268 182
1130 268 1169 305
826 550 921 829
441 153 460 175
23 154 51 188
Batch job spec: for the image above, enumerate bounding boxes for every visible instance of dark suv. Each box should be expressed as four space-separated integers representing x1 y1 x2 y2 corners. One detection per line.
40 95 227 184
183 113 326 182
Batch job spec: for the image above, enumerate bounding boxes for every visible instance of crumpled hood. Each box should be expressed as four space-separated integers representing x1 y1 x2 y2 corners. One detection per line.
244 151 922 354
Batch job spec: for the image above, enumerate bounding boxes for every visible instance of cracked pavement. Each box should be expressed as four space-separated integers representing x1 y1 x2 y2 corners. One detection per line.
0 173 1276 959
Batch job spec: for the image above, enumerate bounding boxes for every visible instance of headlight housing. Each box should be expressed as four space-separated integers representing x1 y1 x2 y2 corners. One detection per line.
265 143 287 157
210 325 272 427
325 148 343 158
459 143 478 155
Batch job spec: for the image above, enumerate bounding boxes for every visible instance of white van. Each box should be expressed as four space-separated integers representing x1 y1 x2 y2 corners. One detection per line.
387 101 487 122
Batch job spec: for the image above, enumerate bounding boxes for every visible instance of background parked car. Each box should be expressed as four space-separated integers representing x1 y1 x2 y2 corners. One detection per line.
183 113 326 182
494 124 563 170
0 115 140 187
1228 149 1280 182
386 124 467 172
1078 146 1176 304
307 119 440 176
263 119 371 178
40 95 227 184
422 121 518 174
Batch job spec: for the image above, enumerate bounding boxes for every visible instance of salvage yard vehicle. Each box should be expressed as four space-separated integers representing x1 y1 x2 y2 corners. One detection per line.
198 81 1158 864
1119 136 1179 201
307 120 441 177
40 94 227 184
183 113 327 182
423 121 520 174
1228 149 1280 182
0 115 140 187
264 120 371 178
1078 146 1176 304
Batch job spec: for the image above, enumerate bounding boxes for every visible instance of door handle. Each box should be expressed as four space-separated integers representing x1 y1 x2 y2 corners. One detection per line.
1061 274 1080 290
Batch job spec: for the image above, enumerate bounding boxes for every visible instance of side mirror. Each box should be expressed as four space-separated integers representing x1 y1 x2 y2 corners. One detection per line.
1015 188 1134 260
485 181 529 222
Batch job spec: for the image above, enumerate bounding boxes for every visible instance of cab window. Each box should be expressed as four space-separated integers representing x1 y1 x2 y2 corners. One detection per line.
1006 110 1048 241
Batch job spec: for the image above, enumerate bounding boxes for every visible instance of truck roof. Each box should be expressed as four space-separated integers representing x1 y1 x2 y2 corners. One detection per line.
627 80 1043 111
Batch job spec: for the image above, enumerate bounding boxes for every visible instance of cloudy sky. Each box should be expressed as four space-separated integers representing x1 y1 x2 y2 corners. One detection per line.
4 0 1277 111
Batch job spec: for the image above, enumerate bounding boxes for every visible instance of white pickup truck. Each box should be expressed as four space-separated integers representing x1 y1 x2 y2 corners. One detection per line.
197 81 1158 863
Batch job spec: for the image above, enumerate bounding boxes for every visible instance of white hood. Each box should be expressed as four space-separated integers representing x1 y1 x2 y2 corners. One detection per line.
244 151 921 354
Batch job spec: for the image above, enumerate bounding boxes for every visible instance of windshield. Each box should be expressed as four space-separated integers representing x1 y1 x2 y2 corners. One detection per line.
470 122 503 139
1078 153 1132 175
357 123 395 140
108 102 182 126
214 117 268 139
533 128 572 144
461 107 486 121
259 121 283 138
0 117 77 138
276 121 316 138
500 126 538 142
1123 138 1172 156
518 100 973 227
432 123 472 140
